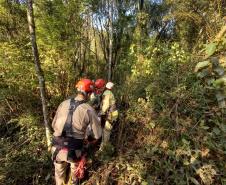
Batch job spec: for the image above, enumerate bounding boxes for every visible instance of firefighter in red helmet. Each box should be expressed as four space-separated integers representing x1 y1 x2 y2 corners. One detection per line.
89 78 106 111
51 78 102 185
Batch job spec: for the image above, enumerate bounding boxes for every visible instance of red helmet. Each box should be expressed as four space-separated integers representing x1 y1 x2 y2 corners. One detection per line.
76 79 94 94
95 79 106 89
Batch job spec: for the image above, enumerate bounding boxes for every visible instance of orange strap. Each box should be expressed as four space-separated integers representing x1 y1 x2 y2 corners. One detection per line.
74 155 86 179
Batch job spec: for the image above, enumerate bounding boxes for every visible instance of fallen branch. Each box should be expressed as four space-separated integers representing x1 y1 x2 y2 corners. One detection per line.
5 99 14 112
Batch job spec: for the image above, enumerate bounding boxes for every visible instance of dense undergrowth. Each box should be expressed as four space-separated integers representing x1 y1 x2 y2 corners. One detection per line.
0 1 226 184
96 40 226 185
0 98 52 184
1 38 225 185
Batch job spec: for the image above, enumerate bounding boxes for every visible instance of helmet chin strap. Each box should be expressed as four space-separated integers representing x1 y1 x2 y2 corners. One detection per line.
82 91 93 99
77 90 87 98
82 91 87 97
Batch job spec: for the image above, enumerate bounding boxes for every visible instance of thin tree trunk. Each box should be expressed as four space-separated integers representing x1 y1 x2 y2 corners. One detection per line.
91 15 99 73
97 17 108 64
93 23 100 72
108 0 113 81
27 0 52 150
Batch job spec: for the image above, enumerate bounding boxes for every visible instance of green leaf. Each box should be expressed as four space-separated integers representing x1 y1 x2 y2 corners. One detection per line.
222 37 226 44
182 138 189 144
183 160 190 165
141 181 148 185
221 125 226 133
218 100 226 108
213 127 221 135
213 67 225 76
201 126 210 130
151 146 159 154
210 57 219 67
206 78 214 85
190 177 200 185
213 76 226 87
148 122 155 129
195 60 210 72
216 92 225 101
205 42 217 57
197 69 210 78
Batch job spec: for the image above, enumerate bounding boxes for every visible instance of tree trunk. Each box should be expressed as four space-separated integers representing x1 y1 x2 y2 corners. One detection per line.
93 22 100 72
27 0 52 150
108 0 113 81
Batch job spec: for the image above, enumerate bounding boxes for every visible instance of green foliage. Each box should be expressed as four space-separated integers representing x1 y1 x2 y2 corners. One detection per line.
0 0 27 42
116 24 225 185
195 40 226 108
0 0 226 184
0 113 51 185
205 42 217 58
98 143 115 162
